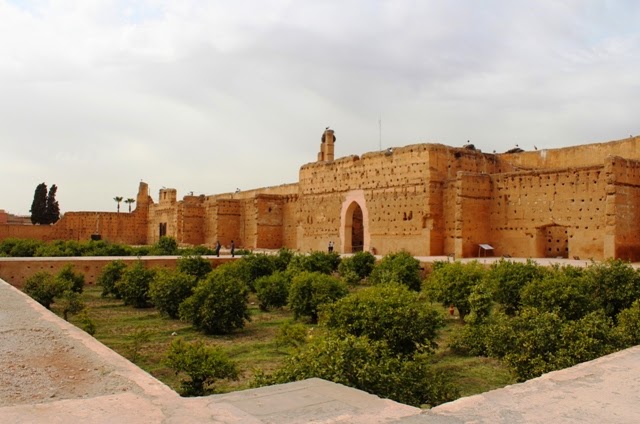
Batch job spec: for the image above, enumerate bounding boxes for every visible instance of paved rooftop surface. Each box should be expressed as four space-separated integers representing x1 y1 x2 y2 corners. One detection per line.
2 259 640 423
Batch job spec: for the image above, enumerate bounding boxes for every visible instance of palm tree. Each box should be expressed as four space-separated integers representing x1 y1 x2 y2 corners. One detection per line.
114 196 123 213
125 198 136 213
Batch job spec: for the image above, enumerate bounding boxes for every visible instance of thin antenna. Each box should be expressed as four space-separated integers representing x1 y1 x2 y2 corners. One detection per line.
378 116 382 151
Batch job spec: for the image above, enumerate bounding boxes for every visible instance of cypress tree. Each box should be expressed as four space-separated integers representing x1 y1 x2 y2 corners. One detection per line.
30 183 48 224
45 184 60 224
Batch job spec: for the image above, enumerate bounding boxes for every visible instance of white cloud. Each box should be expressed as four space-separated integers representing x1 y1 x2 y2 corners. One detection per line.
1 0 640 214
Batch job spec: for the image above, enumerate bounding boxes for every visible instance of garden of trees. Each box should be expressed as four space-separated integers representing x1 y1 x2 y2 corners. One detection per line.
14 237 640 408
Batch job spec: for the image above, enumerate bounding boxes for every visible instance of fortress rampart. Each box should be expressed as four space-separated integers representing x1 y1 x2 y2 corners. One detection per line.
3 133 640 260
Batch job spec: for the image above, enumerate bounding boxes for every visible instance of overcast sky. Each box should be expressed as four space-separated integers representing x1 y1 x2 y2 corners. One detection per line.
1 1 639 215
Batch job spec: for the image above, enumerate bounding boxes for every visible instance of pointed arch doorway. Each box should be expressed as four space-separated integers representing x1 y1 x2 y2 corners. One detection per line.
340 190 370 254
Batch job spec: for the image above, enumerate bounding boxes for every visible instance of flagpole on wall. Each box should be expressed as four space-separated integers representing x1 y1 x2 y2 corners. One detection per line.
379 116 382 151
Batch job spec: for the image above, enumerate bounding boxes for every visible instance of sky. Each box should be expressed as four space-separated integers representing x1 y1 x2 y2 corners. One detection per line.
1 0 640 215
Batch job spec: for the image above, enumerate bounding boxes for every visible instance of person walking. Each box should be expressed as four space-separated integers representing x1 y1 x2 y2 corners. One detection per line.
231 240 235 257
215 241 221 257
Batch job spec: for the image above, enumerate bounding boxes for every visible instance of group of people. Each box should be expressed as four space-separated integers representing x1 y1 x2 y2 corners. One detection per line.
214 240 235 257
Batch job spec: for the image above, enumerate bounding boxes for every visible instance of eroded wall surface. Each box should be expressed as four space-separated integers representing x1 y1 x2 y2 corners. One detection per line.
4 136 640 260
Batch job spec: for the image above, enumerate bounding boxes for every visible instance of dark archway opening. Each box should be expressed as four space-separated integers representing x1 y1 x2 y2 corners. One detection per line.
351 204 364 252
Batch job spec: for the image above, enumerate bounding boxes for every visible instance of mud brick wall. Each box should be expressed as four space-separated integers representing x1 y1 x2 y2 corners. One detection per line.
253 195 284 249
488 166 607 259
298 146 430 255
0 223 53 241
0 256 236 288
214 199 242 248
5 138 640 261
176 196 205 245
500 136 640 171
53 211 143 244
147 188 179 244
604 156 640 260
454 172 492 258
0 183 150 245
281 195 299 249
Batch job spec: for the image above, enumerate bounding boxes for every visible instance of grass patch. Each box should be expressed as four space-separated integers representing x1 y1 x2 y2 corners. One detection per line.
58 285 515 399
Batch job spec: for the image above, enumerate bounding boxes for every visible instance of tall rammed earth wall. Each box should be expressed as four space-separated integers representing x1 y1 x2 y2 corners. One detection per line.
604 156 640 261
0 182 150 245
4 136 640 261
144 183 300 251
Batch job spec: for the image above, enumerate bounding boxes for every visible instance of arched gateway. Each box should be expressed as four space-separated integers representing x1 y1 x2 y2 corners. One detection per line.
340 191 370 254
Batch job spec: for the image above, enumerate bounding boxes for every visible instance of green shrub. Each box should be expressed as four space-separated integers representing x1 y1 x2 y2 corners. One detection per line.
84 240 133 256
485 259 544 315
58 290 85 320
615 300 640 347
179 267 250 334
520 266 598 321
34 240 85 257
449 309 514 358
128 329 151 363
177 255 213 281
150 236 179 255
77 310 96 335
425 260 486 321
254 271 290 311
165 338 238 396
322 283 443 355
256 334 458 407
56 264 85 293
0 238 21 256
557 310 617 366
287 251 341 275
149 270 197 319
585 259 640 320
288 271 348 323
180 245 215 256
236 253 276 291
499 307 618 381
23 271 65 309
368 251 422 291
272 248 294 272
3 238 43 257
338 251 376 282
449 320 492 356
500 307 565 381
97 260 127 298
116 261 156 308
131 245 151 256
466 280 494 324
275 321 309 350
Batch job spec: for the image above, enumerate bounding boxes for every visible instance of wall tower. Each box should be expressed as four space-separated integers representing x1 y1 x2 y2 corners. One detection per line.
318 128 335 162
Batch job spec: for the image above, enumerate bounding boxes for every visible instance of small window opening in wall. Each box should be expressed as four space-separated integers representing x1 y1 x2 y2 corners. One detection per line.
268 207 272 213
